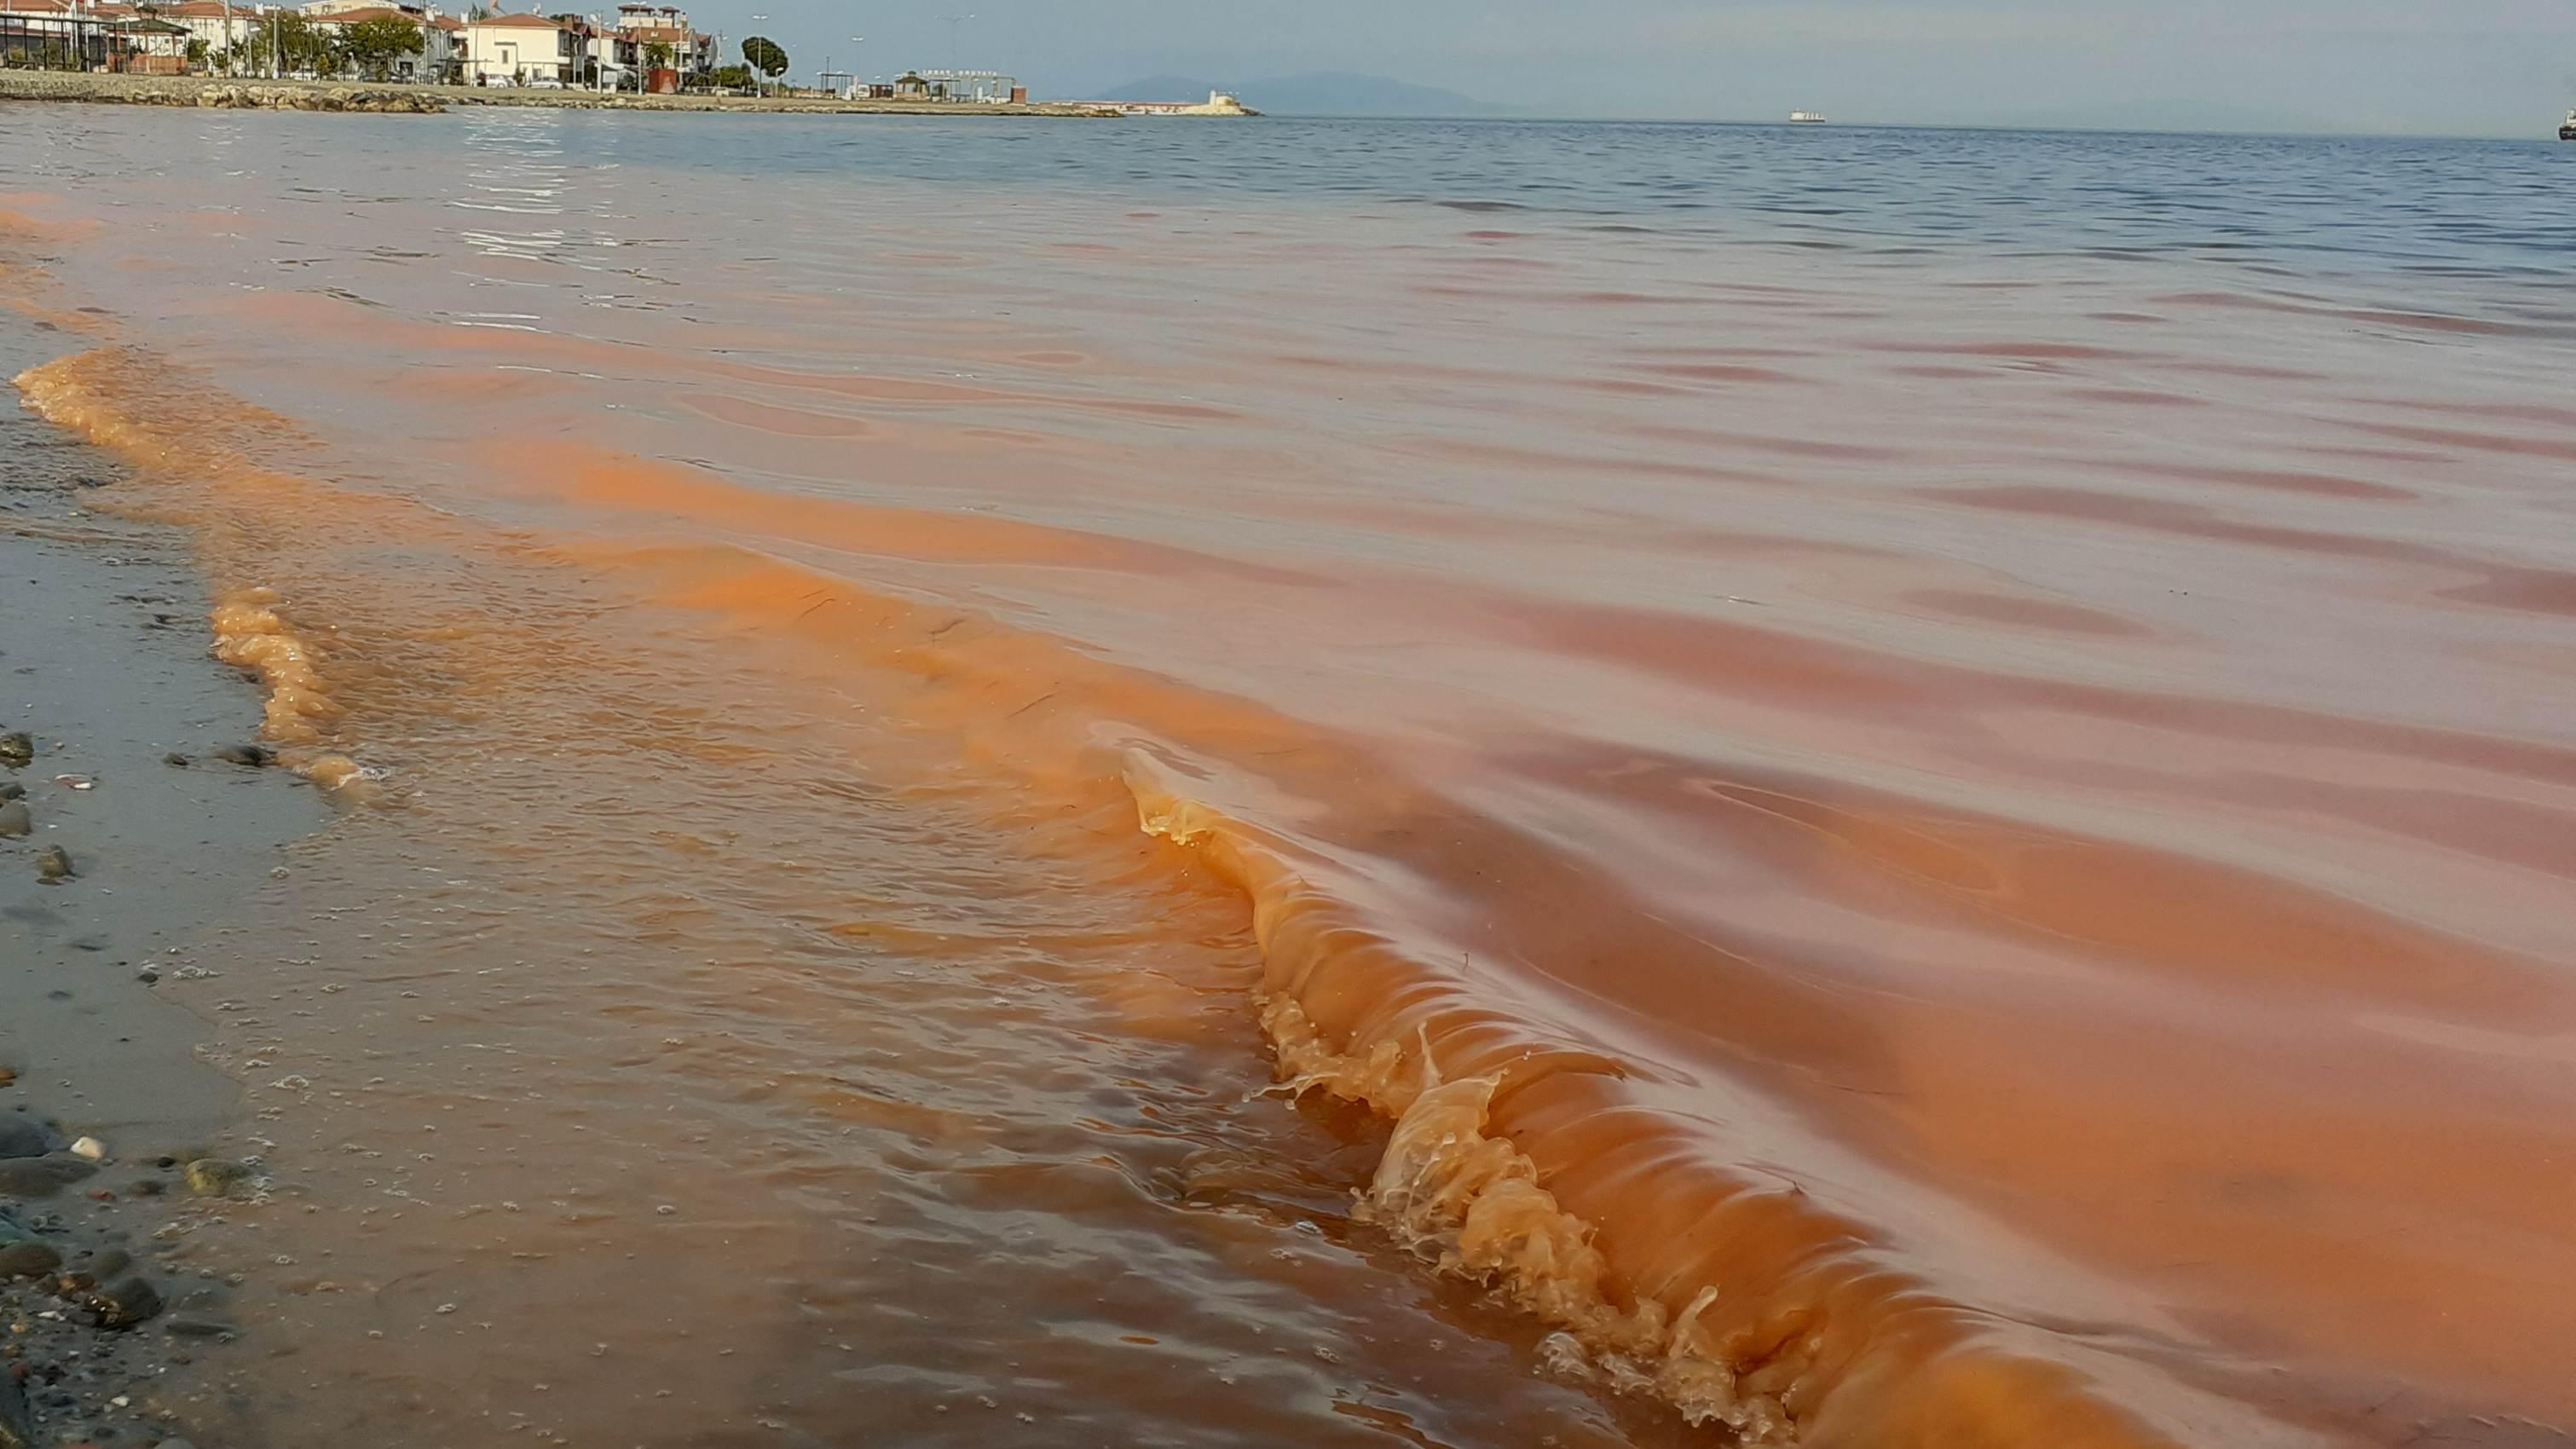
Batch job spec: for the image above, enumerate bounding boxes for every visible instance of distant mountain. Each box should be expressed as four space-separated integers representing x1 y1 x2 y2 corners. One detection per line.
1094 72 1510 118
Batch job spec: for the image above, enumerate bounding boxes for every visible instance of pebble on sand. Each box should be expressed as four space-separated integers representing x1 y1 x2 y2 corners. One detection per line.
0 1157 97 1198
207 742 275 769
0 1117 49 1159
162 1313 235 1339
0 1369 33 1449
78 1273 165 1331
0 1240 62 1279
0 1210 61 1281
0 730 31 768
34 846 73 883
0 801 27 839
181 1158 256 1198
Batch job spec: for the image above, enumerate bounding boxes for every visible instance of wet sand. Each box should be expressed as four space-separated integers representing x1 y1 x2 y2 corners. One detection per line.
1 320 323 1446
0 326 319 1141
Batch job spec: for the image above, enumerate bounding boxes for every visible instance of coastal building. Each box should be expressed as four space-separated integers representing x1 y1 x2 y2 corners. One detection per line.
910 68 1018 104
147 0 465 81
1112 89 1254 117
425 10 459 73
610 2 709 78
304 3 456 81
0 2 198 73
108 11 189 70
0 0 109 68
583 18 637 91
463 9 575 85
159 0 278 68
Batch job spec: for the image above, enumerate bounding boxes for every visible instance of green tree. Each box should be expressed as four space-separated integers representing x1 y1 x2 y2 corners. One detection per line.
260 11 339 75
184 36 208 68
340 14 421 80
221 30 272 73
710 61 750 89
643 38 671 68
741 33 785 81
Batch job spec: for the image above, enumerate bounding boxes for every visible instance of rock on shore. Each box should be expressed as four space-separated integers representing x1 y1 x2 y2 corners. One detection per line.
0 72 441 113
0 69 1131 116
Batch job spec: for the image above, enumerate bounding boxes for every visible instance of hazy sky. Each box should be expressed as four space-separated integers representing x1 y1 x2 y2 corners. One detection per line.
677 1 2576 136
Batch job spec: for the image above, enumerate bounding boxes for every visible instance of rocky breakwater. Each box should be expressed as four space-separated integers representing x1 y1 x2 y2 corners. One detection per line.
0 72 442 113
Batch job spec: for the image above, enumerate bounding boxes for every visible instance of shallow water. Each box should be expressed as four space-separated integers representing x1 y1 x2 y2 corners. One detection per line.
5 107 2576 1448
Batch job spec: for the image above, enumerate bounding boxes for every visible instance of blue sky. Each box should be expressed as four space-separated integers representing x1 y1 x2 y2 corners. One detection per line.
669 1 2576 135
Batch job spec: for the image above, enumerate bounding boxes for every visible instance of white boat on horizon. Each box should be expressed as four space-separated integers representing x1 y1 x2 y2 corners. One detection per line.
2561 108 2576 141
1788 110 1827 124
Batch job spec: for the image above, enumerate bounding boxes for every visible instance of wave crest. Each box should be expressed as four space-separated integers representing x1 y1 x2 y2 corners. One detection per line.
1133 756 2192 1448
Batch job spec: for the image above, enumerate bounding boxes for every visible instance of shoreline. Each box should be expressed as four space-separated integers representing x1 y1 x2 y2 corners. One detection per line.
2 318 323 1447
0 71 1140 116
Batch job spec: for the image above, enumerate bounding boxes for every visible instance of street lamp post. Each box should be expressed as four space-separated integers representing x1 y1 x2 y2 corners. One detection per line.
746 12 765 94
824 34 859 96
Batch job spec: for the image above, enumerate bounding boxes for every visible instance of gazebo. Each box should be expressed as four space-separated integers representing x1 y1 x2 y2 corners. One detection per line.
0 9 111 70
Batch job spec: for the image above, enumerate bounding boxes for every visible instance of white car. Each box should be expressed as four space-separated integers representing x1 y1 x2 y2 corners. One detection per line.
524 76 567 89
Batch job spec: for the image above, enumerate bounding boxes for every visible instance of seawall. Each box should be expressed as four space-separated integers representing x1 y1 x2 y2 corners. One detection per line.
0 72 442 111
0 71 1131 117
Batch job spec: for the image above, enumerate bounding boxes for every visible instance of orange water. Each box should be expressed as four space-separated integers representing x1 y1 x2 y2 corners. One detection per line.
6 109 2576 1449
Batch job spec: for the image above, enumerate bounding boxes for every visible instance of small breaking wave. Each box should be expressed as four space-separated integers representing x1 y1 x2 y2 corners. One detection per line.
15 347 372 794
1124 761 2205 1449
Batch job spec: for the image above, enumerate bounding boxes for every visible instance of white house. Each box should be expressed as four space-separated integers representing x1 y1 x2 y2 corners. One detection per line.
612 2 708 76
158 0 273 67
462 9 575 85
584 20 637 90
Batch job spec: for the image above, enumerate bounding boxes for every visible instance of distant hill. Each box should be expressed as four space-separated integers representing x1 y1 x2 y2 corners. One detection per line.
1094 72 1510 118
